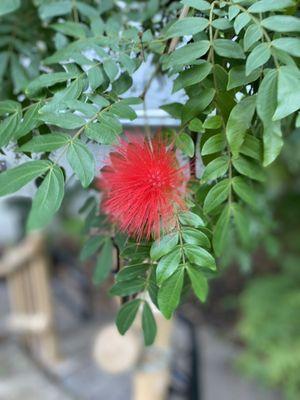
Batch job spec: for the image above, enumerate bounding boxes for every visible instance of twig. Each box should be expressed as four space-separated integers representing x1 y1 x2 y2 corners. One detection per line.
168 6 190 53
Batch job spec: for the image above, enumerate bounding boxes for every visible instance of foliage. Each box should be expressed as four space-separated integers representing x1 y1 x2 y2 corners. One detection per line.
0 0 299 344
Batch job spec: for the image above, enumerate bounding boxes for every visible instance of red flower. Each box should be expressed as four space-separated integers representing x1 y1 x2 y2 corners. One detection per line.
98 137 187 239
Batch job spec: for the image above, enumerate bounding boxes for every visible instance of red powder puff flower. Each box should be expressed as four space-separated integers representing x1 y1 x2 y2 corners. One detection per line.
98 137 188 239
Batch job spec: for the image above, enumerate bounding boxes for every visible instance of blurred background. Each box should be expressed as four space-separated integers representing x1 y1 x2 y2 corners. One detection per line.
1 2 300 399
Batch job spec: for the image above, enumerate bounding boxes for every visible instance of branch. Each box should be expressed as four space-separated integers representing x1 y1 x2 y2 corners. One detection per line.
168 6 190 54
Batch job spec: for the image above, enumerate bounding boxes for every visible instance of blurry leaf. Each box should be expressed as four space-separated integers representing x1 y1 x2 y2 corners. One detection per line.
203 115 222 129
182 88 215 124
156 247 181 284
165 17 209 39
110 102 136 120
248 0 294 13
110 278 146 296
213 39 245 59
150 232 178 261
213 204 231 257
179 212 205 228
272 38 300 58
187 265 208 302
116 299 142 335
26 72 76 97
232 177 256 206
232 203 250 245
51 21 87 38
19 133 70 152
142 302 157 346
227 66 261 90
0 111 21 147
244 24 262 52
87 65 104 90
93 238 113 285
116 264 149 282
80 236 104 261
39 1 72 19
11 55 28 93
184 244 216 270
212 18 233 31
203 179 230 214
181 0 210 11
85 122 119 144
246 43 271 76
240 134 262 161
234 13 251 35
158 269 184 319
39 112 85 129
201 133 226 155
189 118 203 132
182 227 210 248
0 0 20 16
103 59 119 82
273 66 300 121
202 156 229 182
27 165 65 230
173 62 212 93
163 41 210 69
16 102 43 139
261 16 300 32
257 69 283 166
67 140 95 187
226 95 256 157
232 156 266 182
175 132 195 157
0 161 50 197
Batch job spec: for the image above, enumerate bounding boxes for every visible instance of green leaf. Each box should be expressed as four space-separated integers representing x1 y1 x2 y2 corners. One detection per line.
261 16 300 33
116 264 149 282
150 232 179 261
244 24 263 52
103 59 119 82
227 66 261 90
19 133 70 153
173 62 212 93
110 102 137 121
142 302 157 346
203 179 231 214
51 21 87 38
213 204 231 257
163 41 210 69
212 18 233 31
39 1 72 19
257 69 283 166
39 112 85 129
67 140 95 187
87 65 104 90
26 72 76 97
93 238 113 285
246 43 271 76
232 156 266 182
229 5 240 20
182 88 215 124
15 102 43 139
184 245 216 270
240 134 262 161
201 133 226 155
175 132 195 157
232 203 250 245
0 100 20 115
273 66 300 121
202 156 229 182
27 165 65 230
0 0 20 16
248 0 294 13
158 269 184 319
0 161 50 197
179 212 205 228
110 279 146 296
85 122 119 144
272 38 300 58
203 115 222 129
182 228 210 248
226 96 256 157
156 247 181 284
189 118 204 132
116 299 142 335
0 111 21 147
181 0 210 11
232 176 256 206
213 39 245 60
165 17 209 39
187 265 208 302
234 12 251 35
80 236 104 261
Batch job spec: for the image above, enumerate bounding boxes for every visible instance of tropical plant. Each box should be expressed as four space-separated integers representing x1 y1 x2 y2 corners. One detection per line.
0 0 299 344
